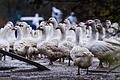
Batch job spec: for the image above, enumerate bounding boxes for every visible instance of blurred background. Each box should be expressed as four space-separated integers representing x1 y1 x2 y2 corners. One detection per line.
0 0 120 28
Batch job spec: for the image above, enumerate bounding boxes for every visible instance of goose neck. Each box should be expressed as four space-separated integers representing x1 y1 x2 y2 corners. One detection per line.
98 28 104 40
41 29 47 41
61 31 66 41
90 23 97 41
52 20 58 29
22 27 28 38
16 26 23 40
60 27 66 41
75 28 81 46
2 28 10 40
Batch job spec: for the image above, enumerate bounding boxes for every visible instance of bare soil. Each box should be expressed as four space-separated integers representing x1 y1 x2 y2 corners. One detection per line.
0 57 120 80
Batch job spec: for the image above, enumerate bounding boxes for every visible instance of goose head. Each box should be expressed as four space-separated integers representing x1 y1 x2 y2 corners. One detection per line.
107 27 116 36
69 24 81 33
69 27 76 31
39 21 46 27
4 22 13 29
105 20 111 29
85 20 93 29
14 25 23 40
4 22 13 30
77 22 86 29
85 20 98 40
63 19 71 28
94 19 103 30
69 25 81 44
111 22 119 30
85 20 95 26
37 21 50 34
56 23 67 41
37 26 44 31
56 23 66 33
95 23 105 41
94 19 101 24
37 22 50 41
7 21 14 27
47 17 58 28
37 21 47 31
85 20 97 32
0 25 11 40
109 23 119 36
47 17 57 24
21 22 29 29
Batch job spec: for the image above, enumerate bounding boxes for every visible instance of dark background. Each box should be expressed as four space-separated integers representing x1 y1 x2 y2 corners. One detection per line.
0 0 120 27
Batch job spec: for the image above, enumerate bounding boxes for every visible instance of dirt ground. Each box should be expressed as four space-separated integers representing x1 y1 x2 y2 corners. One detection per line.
0 57 120 80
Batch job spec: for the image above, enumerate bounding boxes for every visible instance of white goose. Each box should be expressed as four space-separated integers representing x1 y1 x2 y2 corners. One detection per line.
17 22 39 59
0 25 11 60
85 20 120 68
63 19 75 42
5 22 16 51
37 20 67 65
47 17 61 40
70 26 94 75
13 25 26 57
57 23 75 66
37 21 52 59
13 24 31 58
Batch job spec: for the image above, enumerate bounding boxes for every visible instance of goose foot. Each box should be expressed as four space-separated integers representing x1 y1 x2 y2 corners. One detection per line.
40 54 43 58
86 68 89 75
68 58 71 66
59 58 61 62
3 55 6 60
49 60 53 65
77 67 80 75
62 58 65 63
97 61 104 69
11 57 14 60
77 73 80 75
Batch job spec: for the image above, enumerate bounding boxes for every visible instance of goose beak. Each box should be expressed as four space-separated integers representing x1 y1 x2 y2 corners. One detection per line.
16 23 20 26
12 27 17 30
63 20 67 24
47 19 51 23
36 26 40 30
56 27 60 30
76 23 80 27
69 27 75 31
32 44 37 47
37 26 44 31
85 21 90 29
85 21 89 25
45 23 49 26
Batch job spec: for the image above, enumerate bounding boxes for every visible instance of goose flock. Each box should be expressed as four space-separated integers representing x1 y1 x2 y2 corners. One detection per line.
0 18 120 75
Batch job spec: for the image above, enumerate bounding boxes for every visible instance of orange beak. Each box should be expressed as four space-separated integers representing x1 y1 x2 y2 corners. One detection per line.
36 26 40 30
47 19 51 23
69 27 75 31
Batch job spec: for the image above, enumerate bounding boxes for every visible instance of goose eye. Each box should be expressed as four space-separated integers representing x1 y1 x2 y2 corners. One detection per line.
16 24 19 26
49 18 52 21
19 24 22 27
